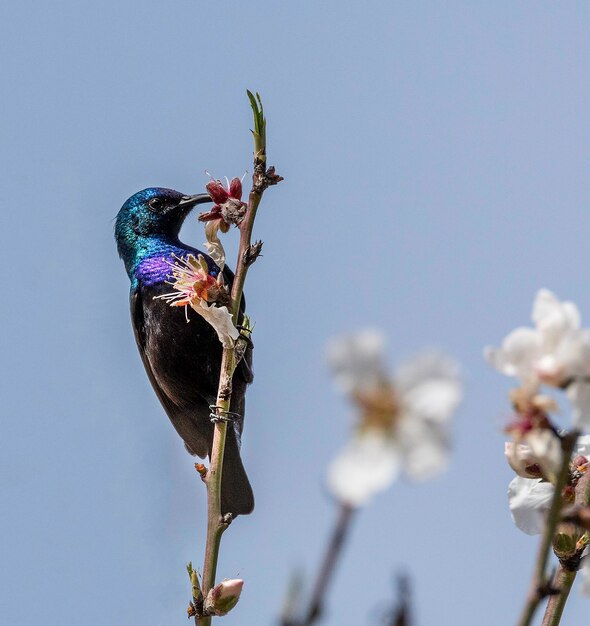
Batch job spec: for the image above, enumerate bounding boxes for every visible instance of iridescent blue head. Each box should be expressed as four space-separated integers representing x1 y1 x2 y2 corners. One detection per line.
115 187 211 276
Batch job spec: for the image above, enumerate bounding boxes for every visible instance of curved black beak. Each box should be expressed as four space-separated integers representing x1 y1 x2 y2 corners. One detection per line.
177 193 213 209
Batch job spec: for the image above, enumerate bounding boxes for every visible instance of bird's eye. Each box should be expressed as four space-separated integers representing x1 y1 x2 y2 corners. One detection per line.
148 197 164 212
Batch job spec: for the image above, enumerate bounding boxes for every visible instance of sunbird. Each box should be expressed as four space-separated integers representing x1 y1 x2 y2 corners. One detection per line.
115 187 254 516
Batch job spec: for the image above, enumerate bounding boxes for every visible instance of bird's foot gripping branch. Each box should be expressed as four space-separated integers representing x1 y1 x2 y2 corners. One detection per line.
176 92 282 624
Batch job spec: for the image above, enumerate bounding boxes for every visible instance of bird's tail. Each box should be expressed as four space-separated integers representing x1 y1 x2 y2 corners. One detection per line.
220 426 255 517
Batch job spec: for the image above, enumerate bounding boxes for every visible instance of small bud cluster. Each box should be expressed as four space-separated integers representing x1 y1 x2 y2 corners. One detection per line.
186 563 243 619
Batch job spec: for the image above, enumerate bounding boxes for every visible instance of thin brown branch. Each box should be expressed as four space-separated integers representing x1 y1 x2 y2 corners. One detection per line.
540 566 577 626
195 92 281 625
516 431 580 626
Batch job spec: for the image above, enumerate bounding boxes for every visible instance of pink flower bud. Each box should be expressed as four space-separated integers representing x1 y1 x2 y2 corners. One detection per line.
204 579 243 616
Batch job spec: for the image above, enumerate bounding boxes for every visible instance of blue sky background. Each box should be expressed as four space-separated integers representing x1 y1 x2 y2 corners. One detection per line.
1 2 589 624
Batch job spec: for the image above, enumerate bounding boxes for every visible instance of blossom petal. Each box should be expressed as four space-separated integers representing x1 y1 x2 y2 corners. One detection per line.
533 289 581 348
403 380 461 424
567 382 590 429
505 442 541 479
485 327 542 382
327 330 388 394
204 220 226 269
206 180 229 205
229 177 243 200
575 434 590 458
396 353 461 424
190 299 238 348
398 417 450 481
524 429 562 483
508 477 554 535
554 329 590 379
326 431 400 506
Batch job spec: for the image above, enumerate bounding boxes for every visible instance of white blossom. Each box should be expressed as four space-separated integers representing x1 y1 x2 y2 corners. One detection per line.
155 254 238 348
507 435 590 534
508 476 554 535
486 289 590 427
505 429 562 482
192 299 238 348
326 332 461 506
327 330 388 394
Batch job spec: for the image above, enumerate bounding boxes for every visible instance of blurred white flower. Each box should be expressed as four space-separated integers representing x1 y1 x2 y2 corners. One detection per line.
327 330 389 395
486 289 590 427
327 431 400 507
326 331 461 507
507 435 590 534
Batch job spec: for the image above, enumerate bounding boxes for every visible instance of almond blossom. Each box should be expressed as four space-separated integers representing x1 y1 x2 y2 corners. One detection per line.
156 254 238 348
486 289 590 427
326 330 461 507
508 435 590 535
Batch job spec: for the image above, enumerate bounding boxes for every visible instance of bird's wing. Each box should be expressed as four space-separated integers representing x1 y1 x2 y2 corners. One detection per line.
130 287 211 457
130 288 182 419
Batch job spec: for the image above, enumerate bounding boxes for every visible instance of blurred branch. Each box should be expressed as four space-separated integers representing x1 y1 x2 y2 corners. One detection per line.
387 575 411 626
300 503 356 626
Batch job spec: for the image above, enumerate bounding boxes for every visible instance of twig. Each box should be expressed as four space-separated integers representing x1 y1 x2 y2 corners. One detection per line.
539 450 590 626
388 575 411 626
196 92 281 625
300 503 356 626
540 566 576 626
516 431 580 626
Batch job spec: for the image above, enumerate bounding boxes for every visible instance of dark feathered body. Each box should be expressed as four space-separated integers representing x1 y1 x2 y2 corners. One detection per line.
116 188 254 516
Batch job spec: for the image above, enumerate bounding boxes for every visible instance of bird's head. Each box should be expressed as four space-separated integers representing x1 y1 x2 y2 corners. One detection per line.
115 187 211 272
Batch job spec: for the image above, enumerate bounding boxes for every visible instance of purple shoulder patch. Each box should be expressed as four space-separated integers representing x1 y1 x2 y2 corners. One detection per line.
136 256 175 286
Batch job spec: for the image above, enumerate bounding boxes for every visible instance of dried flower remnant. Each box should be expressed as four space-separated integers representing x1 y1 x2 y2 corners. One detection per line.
156 254 238 348
200 177 247 230
197 175 249 271
326 330 462 506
